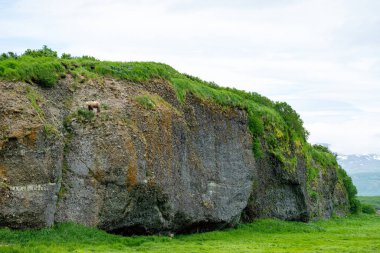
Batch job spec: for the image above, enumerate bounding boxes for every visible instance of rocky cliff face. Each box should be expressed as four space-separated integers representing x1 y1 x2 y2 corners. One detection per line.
243 154 309 221
0 76 350 234
0 78 255 233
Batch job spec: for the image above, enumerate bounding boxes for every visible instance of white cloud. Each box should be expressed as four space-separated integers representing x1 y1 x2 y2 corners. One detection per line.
1 0 380 154
306 112 380 154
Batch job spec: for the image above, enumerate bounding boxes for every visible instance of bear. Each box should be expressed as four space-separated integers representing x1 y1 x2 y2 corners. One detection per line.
85 101 101 113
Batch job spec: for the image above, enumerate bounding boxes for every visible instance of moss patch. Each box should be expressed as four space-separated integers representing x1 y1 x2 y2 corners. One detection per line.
135 95 156 110
25 86 45 122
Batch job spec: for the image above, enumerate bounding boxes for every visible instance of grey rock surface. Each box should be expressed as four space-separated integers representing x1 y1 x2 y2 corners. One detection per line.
243 154 309 221
0 83 63 228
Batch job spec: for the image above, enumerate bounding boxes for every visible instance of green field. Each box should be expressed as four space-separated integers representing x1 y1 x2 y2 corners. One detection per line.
0 215 379 253
358 196 380 210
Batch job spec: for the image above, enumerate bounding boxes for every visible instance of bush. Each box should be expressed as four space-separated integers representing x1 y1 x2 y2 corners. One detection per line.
350 198 362 214
0 52 64 87
77 109 95 120
23 45 57 58
29 62 63 87
362 204 376 214
0 52 18 60
274 101 309 140
336 166 360 214
2 67 20 80
61 53 73 59
80 55 98 61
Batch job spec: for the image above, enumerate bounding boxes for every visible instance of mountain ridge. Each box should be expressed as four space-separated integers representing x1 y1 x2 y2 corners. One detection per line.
337 154 380 196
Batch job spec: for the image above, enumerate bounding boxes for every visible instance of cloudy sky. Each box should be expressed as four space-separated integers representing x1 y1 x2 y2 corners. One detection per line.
1 0 379 154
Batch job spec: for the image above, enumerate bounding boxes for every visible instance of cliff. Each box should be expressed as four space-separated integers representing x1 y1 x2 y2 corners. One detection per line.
0 48 356 234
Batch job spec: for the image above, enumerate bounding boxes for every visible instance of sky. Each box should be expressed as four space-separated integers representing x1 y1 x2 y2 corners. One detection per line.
1 0 379 155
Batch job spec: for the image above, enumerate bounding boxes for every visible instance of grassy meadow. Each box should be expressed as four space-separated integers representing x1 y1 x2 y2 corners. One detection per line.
0 214 379 253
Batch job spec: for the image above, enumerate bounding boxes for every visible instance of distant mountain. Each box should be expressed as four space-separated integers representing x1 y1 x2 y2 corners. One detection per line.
337 154 380 196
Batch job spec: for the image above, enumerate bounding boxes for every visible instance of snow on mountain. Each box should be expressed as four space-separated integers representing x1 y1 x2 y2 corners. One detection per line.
337 154 380 196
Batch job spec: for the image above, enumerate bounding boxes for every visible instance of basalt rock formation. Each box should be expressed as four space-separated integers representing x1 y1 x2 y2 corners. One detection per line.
0 52 354 234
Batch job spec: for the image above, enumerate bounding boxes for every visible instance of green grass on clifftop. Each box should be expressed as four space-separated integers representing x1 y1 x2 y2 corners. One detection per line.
0 215 379 253
0 47 308 164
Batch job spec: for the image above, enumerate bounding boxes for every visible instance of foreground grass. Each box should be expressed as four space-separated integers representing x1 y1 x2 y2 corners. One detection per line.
0 215 379 253
358 196 380 210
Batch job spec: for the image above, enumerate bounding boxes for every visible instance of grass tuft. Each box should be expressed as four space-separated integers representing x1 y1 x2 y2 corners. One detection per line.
135 95 156 110
77 108 96 121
